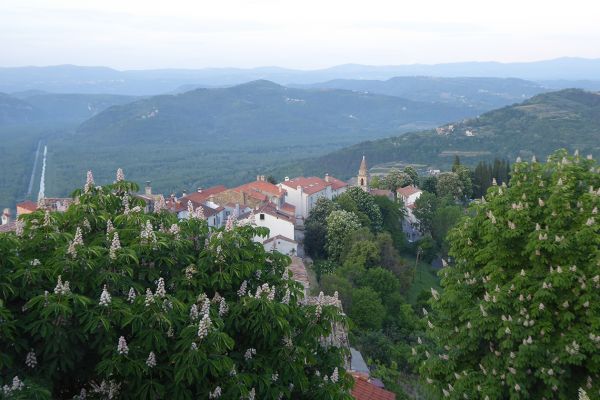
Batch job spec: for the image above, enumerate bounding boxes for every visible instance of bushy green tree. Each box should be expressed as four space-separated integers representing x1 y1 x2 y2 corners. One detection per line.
349 288 386 331
383 169 413 193
325 210 362 262
415 150 600 399
0 172 352 399
403 167 419 186
335 187 383 232
435 172 464 200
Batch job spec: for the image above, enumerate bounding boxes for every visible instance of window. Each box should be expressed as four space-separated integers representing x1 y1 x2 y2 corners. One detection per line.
360 178 364 185
260 213 265 220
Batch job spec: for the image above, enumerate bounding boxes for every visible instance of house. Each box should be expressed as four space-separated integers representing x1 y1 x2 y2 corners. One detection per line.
134 182 167 213
16 200 37 217
212 177 287 210
1 208 11 226
279 175 347 219
38 197 74 212
263 235 298 256
396 186 423 242
396 185 422 206
351 376 396 400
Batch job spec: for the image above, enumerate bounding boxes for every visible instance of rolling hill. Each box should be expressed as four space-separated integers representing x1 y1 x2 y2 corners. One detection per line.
294 77 546 113
284 89 600 179
41 80 475 201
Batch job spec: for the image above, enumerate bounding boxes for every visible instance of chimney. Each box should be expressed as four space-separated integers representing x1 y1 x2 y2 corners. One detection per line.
257 175 261 181
284 176 290 182
297 185 303 193
1 208 10 225
235 203 240 216
182 190 187 197
325 173 330 182
261 175 265 181
197 187 203 193
145 181 152 196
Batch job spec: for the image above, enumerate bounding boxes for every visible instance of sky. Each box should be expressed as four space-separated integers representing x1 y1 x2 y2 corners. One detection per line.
2 0 600 70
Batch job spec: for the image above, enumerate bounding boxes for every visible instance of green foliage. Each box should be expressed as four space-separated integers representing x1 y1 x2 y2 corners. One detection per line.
382 169 413 193
304 221 328 260
325 210 362 262
403 166 419 186
0 177 352 399
415 150 600 399
472 158 511 198
420 176 438 195
335 187 383 232
413 191 437 235
358 268 400 299
374 195 407 250
436 172 464 200
349 288 386 331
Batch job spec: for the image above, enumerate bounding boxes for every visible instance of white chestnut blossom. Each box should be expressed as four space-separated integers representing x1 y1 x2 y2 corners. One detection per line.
127 287 136 303
237 280 248 297
146 351 156 368
25 350 37 368
67 227 84 258
209 386 222 399
155 277 166 298
84 170 95 193
54 275 71 295
189 304 199 321
109 232 120 260
116 168 125 182
218 298 228 317
117 336 129 355
197 313 212 340
145 288 155 306
99 285 111 306
244 348 256 360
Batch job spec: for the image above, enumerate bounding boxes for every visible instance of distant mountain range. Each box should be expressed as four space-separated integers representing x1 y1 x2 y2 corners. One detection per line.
287 89 600 179
293 77 546 114
0 91 136 125
2 57 600 95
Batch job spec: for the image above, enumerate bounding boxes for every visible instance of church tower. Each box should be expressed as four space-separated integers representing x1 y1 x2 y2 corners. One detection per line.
357 155 369 192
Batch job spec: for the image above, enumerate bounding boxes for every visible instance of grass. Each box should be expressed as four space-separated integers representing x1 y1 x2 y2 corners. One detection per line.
406 258 441 305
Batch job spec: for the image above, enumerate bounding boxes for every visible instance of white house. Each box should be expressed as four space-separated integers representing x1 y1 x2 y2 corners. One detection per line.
253 203 295 240
263 235 298 256
280 175 347 220
397 185 423 242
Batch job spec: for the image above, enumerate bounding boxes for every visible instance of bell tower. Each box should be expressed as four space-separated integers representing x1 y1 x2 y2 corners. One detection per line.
357 155 369 192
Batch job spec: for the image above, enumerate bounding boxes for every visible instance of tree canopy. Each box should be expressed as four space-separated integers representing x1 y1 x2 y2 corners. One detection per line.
0 172 352 399
414 150 600 399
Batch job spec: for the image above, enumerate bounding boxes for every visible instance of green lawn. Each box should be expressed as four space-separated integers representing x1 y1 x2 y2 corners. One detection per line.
406 259 441 305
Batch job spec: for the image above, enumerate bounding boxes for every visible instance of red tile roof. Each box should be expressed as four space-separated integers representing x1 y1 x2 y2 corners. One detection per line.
17 200 38 212
281 177 330 195
351 377 396 400
181 185 227 203
396 185 421 197
234 180 283 197
257 203 295 223
0 221 16 233
370 189 393 197
280 202 296 216
327 176 348 190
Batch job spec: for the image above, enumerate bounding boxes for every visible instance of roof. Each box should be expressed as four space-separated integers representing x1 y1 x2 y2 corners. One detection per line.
370 189 393 197
359 155 368 175
396 185 422 198
350 348 370 375
234 180 283 197
280 202 296 216
351 377 396 400
180 185 227 203
17 201 37 212
0 221 16 233
327 176 348 190
263 234 298 245
287 256 309 286
281 177 330 195
257 203 295 223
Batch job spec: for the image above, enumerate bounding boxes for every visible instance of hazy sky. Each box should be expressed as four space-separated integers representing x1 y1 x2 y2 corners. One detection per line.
2 0 600 69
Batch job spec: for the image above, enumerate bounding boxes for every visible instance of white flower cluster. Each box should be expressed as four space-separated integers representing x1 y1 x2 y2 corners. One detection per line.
99 285 111 306
281 288 290 305
248 387 255 400
145 288 155 306
122 196 130 215
116 168 125 182
30 259 41 266
155 277 166 298
43 210 51 227
331 367 339 383
2 376 25 395
566 340 580 355
244 348 257 360
117 336 129 355
190 304 199 321
127 288 136 303
251 283 276 301
91 380 120 399
54 275 71 295
225 215 236 231
272 373 279 382
106 219 114 234
109 232 121 260
169 223 180 239
197 312 212 340
146 351 156 368
218 298 228 317
67 227 84 258
209 386 222 399
15 219 25 237
25 350 37 368
84 170 95 193
140 220 157 244
237 280 248 297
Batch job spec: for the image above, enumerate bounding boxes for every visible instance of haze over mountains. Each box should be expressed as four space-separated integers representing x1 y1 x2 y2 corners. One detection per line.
2 57 600 95
1 58 600 211
288 89 600 180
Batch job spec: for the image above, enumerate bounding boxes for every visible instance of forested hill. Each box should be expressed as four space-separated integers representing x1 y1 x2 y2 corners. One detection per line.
76 80 474 142
286 89 600 179
294 76 546 113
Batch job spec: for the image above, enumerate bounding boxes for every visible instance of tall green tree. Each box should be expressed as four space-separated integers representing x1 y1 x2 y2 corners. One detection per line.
325 210 362 262
0 172 352 399
415 150 600 399
403 166 419 186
